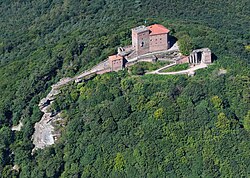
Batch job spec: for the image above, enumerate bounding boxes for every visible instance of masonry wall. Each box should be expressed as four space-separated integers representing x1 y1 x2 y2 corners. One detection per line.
149 33 169 52
96 69 111 74
202 51 212 64
110 59 123 71
132 31 138 49
138 31 150 55
176 56 189 64
132 30 150 55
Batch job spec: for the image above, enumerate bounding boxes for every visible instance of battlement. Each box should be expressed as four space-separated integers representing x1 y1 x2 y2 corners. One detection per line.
192 48 211 53
132 25 149 33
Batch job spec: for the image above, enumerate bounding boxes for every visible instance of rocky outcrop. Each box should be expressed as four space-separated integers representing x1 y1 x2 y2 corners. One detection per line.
11 121 23 131
32 43 200 152
32 61 110 151
32 80 66 152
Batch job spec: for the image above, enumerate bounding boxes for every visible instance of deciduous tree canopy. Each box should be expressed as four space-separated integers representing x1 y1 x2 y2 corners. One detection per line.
0 0 249 177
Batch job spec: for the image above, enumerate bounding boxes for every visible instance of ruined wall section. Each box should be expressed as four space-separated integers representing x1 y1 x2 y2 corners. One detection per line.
188 48 212 64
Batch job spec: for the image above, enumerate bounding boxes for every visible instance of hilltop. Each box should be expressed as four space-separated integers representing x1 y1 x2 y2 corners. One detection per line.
0 0 249 177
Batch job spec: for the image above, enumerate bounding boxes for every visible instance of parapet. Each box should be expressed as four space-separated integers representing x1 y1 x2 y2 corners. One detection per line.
132 25 149 33
192 48 211 53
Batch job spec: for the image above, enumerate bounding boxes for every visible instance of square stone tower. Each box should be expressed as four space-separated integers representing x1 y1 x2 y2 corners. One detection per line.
108 55 124 71
132 26 150 55
201 48 212 64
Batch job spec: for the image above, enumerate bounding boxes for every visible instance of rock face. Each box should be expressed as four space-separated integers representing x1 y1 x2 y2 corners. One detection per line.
32 79 67 152
11 121 23 131
31 60 112 151
33 113 55 149
32 68 102 151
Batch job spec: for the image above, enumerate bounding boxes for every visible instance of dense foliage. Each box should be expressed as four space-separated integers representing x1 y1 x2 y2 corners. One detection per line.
176 33 194 55
46 64 249 177
0 0 249 177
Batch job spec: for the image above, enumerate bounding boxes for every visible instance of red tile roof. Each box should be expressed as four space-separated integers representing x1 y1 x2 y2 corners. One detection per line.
147 24 170 35
109 55 123 61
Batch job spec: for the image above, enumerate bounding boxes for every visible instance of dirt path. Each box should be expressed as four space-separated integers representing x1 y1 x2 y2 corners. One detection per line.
147 63 208 75
32 47 208 151
147 62 177 74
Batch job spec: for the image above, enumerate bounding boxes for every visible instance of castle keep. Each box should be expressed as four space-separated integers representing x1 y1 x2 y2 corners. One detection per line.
132 24 170 55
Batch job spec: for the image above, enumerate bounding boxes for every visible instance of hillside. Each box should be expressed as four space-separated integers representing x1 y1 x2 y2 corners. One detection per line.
0 0 249 177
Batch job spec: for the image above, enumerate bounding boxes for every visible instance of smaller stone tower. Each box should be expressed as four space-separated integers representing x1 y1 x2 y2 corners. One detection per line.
108 55 124 71
188 48 212 64
201 48 212 64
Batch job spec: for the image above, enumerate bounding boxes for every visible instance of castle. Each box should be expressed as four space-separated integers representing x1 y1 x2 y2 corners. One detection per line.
34 24 213 150
108 24 212 72
108 24 171 71
132 24 170 55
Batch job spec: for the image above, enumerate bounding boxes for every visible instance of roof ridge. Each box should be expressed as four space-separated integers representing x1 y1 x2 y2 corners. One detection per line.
146 24 170 35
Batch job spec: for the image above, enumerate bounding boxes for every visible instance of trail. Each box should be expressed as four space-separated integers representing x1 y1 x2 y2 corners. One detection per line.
147 62 177 74
146 63 208 75
32 43 202 151
32 60 110 152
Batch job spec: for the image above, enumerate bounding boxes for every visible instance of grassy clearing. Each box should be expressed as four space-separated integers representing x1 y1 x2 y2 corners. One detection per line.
130 61 171 75
161 63 189 72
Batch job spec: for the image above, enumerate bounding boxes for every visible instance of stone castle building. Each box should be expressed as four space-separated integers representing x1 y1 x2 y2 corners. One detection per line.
107 24 212 72
108 54 124 71
108 24 171 71
132 24 170 55
176 48 212 65
188 48 212 64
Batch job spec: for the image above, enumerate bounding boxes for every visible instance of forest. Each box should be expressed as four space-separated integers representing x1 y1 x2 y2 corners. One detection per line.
0 0 249 177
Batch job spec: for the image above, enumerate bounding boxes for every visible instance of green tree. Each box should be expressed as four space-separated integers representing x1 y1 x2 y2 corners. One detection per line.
114 153 126 171
154 108 164 120
243 110 250 132
177 34 194 55
216 113 230 131
211 96 223 110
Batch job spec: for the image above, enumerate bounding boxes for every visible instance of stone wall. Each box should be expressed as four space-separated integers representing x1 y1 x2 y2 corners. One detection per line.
149 33 169 52
176 56 189 64
188 48 212 64
110 59 123 71
132 26 150 55
137 31 150 55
